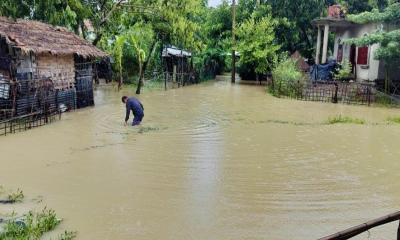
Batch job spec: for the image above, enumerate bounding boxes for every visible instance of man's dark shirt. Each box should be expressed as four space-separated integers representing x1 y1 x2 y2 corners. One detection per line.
125 97 144 122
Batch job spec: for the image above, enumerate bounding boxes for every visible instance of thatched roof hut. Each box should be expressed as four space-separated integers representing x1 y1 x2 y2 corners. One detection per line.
0 16 106 58
0 17 108 120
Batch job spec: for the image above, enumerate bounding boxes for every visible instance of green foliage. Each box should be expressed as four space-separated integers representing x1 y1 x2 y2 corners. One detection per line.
237 9 280 75
346 3 400 61
347 2 400 24
270 57 303 98
0 208 74 240
326 115 366 124
265 0 328 58
334 59 354 80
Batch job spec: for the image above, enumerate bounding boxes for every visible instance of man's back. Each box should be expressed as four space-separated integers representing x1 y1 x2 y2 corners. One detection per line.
126 97 144 115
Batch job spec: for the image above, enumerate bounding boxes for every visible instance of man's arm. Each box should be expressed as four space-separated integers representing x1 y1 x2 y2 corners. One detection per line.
125 105 130 122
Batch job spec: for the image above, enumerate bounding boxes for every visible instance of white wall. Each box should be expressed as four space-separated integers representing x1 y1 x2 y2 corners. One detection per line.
333 23 382 82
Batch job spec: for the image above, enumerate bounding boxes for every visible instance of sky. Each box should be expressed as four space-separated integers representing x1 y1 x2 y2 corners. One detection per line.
208 0 222 7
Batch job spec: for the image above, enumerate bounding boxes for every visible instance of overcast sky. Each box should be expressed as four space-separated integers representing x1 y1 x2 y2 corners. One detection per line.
208 0 222 7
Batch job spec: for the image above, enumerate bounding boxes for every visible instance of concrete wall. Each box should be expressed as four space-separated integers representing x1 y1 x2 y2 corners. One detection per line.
333 23 383 82
36 54 75 90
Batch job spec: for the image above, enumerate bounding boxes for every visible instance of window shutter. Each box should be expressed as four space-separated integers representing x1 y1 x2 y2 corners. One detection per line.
357 46 369 65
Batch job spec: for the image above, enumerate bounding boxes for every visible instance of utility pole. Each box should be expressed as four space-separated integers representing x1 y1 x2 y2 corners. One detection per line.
231 0 236 83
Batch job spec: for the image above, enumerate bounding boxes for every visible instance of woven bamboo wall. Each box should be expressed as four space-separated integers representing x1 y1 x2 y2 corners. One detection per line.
36 54 75 90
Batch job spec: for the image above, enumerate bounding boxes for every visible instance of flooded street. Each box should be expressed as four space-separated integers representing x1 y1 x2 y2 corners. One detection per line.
1 80 400 239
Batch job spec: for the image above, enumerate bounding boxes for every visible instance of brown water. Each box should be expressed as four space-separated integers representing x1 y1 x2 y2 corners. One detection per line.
1 80 400 239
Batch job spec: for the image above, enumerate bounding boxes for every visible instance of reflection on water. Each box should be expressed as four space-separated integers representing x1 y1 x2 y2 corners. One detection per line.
1 80 400 239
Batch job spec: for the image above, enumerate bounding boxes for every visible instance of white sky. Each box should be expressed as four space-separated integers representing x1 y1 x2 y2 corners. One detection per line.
208 0 222 7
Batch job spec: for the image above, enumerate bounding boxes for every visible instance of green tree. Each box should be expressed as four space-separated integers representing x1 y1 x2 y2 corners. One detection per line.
236 9 280 80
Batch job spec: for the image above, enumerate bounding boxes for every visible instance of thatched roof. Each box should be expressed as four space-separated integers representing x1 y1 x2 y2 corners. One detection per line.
0 17 106 58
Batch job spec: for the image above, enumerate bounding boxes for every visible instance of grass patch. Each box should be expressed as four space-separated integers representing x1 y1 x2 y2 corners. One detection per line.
387 116 400 124
326 115 366 125
0 188 24 204
0 207 76 240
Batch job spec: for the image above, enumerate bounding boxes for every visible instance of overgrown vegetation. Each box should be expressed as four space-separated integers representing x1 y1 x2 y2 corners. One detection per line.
269 57 303 98
334 59 354 81
326 115 366 124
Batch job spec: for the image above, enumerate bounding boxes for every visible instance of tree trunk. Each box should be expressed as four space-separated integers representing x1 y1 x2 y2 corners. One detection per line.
136 63 143 94
135 41 158 94
118 68 123 91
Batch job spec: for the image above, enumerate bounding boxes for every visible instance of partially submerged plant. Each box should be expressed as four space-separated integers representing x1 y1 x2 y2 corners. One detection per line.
0 188 24 204
7 189 24 203
58 231 78 240
0 207 75 240
387 116 400 124
270 57 304 98
327 115 366 125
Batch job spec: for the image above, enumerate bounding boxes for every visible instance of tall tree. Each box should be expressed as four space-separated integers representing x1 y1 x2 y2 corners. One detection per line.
236 6 280 81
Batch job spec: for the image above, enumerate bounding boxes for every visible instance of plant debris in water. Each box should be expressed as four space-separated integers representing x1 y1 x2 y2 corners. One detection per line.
138 126 160 134
326 115 366 125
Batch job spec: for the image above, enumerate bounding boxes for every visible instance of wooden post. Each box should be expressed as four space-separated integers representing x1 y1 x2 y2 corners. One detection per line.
231 0 236 83
173 64 177 88
333 82 338 103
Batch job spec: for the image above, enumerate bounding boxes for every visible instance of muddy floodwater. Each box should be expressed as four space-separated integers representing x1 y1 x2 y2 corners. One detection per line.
2 80 400 239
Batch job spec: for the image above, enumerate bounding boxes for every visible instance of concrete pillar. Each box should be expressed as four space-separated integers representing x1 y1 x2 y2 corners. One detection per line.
322 24 330 64
315 26 322 65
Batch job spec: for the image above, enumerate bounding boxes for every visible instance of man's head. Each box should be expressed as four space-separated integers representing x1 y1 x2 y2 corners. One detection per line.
121 96 128 104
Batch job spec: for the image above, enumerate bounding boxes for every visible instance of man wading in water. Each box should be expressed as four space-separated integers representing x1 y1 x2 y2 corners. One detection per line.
122 96 144 126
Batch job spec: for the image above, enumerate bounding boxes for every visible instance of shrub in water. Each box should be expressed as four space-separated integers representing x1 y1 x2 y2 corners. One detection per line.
269 57 303 98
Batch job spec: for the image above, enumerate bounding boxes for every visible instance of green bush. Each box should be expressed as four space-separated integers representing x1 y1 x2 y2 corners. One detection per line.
269 58 303 98
334 59 353 81
0 208 65 240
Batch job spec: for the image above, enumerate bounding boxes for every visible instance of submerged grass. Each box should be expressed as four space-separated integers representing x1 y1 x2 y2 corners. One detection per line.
326 115 366 125
387 116 400 124
0 188 24 204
